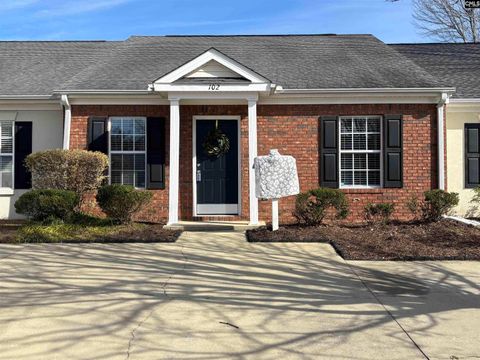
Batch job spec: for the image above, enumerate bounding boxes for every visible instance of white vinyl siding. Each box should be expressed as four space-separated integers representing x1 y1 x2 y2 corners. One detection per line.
0 121 14 190
339 116 382 188
185 60 243 78
109 117 146 188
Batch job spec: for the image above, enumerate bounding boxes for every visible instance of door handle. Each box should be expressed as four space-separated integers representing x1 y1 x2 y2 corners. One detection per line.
196 170 201 182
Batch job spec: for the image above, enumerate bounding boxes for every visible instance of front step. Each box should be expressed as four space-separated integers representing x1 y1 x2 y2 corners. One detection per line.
164 221 265 232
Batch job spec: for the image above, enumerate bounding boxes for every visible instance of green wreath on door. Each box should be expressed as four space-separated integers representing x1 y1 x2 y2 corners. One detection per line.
202 121 230 158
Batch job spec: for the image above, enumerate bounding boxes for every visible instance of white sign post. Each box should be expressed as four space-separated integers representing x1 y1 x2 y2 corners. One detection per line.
254 149 300 231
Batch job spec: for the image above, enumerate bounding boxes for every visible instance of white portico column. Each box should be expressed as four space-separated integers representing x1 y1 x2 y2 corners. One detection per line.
168 98 180 225
248 99 259 225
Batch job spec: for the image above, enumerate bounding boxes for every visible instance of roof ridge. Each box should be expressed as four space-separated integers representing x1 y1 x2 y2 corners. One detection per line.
128 34 374 39
390 42 480 46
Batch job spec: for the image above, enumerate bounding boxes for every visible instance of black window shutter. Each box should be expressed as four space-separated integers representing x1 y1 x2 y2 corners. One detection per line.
320 116 339 188
383 115 403 188
14 121 32 189
87 117 108 154
465 124 480 188
146 117 166 189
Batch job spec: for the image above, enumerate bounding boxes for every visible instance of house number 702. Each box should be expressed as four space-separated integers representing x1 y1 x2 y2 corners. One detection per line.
208 83 220 90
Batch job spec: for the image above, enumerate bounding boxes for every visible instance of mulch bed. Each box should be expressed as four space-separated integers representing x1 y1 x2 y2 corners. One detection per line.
246 219 480 261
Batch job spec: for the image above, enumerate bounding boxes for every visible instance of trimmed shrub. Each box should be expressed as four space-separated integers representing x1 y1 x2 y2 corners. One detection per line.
14 189 79 222
407 190 459 222
96 185 153 224
294 188 349 225
25 149 109 202
364 202 395 224
421 189 459 222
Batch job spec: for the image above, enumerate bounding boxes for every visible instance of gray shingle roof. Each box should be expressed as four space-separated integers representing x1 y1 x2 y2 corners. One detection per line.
0 35 446 96
391 43 480 99
0 41 116 96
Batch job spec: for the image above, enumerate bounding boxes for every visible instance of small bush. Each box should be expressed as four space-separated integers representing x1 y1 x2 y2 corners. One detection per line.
472 187 480 204
407 190 459 222
364 202 395 224
294 188 349 225
421 189 459 222
14 189 79 222
406 196 420 220
25 149 108 203
96 185 153 224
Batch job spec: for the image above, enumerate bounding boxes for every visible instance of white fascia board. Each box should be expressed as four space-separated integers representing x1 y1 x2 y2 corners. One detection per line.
168 91 258 101
153 48 270 84
0 95 54 100
260 94 441 105
275 87 456 95
154 83 270 93
53 89 152 95
449 98 480 104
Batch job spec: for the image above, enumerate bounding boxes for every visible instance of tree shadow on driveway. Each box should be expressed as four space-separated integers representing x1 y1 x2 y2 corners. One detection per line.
0 233 478 359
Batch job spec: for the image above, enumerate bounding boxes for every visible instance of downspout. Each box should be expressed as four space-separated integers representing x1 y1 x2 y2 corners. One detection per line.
437 93 449 190
61 95 71 150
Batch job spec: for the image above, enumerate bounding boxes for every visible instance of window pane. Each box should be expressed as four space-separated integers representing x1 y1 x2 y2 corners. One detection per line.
123 154 134 170
135 171 145 188
354 154 367 170
135 119 145 134
353 134 367 150
0 156 12 171
354 171 367 186
353 118 366 132
123 135 133 151
111 135 122 151
341 134 352 150
111 119 122 135
0 138 12 154
1 172 12 188
123 171 134 186
1 122 12 137
341 153 353 170
134 154 145 171
341 119 352 133
111 171 122 184
368 134 381 150
341 171 353 186
111 154 122 171
134 135 145 151
369 171 381 186
368 118 380 132
368 153 381 170
123 119 134 135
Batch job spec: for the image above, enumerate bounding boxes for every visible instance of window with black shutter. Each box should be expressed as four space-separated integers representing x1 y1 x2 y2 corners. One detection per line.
14 121 32 190
87 116 108 154
146 117 166 189
383 115 403 188
320 116 339 188
465 124 480 188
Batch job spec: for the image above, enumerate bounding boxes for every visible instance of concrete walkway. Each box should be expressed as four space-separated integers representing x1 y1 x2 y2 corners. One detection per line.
0 232 478 359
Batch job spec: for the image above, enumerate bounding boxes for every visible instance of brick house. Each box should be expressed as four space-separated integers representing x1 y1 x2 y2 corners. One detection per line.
0 35 455 224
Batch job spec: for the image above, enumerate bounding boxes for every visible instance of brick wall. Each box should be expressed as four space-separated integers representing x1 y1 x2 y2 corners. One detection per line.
70 103 438 224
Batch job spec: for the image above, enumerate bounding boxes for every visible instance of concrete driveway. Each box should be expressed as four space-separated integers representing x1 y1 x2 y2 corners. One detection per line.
0 232 478 360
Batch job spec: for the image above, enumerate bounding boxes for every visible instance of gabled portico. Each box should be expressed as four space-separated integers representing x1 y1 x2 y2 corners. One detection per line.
149 48 273 226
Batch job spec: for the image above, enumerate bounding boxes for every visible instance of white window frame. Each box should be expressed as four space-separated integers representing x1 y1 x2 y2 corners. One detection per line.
339 115 383 189
108 116 147 189
0 120 14 194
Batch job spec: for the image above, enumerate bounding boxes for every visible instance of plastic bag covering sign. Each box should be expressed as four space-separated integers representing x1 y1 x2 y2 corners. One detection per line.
254 149 300 199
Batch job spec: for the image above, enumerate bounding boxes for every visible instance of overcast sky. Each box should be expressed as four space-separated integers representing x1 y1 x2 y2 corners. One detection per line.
0 0 425 43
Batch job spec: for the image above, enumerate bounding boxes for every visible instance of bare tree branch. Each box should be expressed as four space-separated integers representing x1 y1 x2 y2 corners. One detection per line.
411 0 479 42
